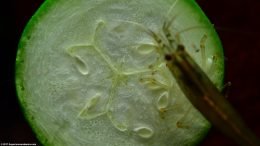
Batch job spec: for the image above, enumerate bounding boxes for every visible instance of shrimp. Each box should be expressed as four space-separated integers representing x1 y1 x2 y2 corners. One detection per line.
150 18 260 146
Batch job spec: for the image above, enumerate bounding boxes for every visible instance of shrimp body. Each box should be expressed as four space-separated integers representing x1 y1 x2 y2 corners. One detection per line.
165 45 260 146
151 20 260 146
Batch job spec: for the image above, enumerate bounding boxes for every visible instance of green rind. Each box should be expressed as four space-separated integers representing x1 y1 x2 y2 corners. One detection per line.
15 0 224 145
16 1 61 146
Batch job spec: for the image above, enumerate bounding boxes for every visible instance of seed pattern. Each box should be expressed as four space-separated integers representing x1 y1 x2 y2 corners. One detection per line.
157 92 169 110
67 47 90 76
77 93 104 120
133 126 154 139
65 4 216 140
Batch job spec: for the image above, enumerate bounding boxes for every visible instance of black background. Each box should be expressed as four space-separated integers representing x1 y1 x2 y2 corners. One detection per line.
1 0 260 145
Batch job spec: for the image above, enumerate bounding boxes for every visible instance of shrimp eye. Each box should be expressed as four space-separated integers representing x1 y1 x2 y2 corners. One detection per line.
165 54 172 61
177 44 185 51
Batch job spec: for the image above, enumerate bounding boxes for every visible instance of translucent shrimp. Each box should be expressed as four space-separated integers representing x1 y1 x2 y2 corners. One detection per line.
111 13 259 145
151 18 260 146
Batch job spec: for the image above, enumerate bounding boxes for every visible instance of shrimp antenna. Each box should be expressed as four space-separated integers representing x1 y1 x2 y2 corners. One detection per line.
166 0 179 18
108 19 169 55
110 19 158 38
176 25 214 36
